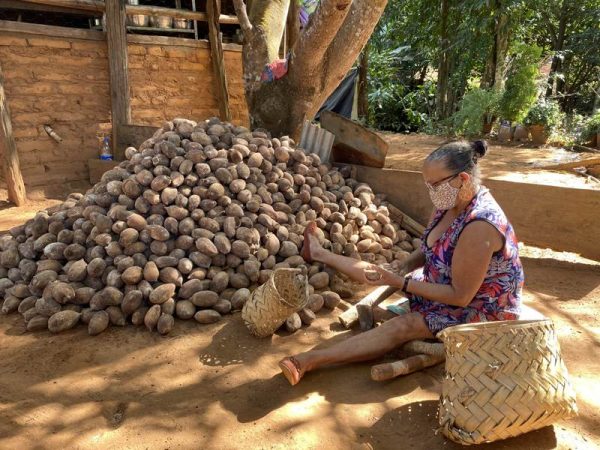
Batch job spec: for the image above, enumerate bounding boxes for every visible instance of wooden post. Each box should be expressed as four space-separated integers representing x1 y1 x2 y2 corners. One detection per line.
357 43 369 122
0 61 26 206
105 0 131 161
207 0 231 121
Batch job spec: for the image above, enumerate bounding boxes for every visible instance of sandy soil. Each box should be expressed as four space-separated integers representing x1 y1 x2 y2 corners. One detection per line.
382 133 600 190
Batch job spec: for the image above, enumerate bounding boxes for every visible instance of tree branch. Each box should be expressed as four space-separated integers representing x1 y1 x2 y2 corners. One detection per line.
233 0 252 38
248 0 289 62
292 0 353 66
301 0 387 117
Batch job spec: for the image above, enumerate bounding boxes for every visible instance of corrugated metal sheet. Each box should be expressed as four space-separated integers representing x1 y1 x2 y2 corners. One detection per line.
299 121 334 163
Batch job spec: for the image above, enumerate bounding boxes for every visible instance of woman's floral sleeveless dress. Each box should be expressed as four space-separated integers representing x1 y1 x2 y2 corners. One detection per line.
408 187 524 335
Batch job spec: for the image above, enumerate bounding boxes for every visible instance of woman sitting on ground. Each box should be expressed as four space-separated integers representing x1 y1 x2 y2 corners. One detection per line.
279 140 524 386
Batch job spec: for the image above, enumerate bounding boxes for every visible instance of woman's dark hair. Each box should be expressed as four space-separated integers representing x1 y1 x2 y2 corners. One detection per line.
426 140 487 182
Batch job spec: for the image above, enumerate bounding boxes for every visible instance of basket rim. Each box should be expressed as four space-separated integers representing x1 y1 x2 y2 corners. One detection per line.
436 318 553 339
269 267 308 308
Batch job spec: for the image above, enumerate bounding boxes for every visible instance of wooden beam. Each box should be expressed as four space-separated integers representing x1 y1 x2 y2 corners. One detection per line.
0 61 27 206
0 19 105 41
207 0 231 122
19 0 104 12
532 156 600 171
127 34 242 52
105 0 131 161
127 5 239 24
2 0 84 14
387 204 426 237
17 0 239 23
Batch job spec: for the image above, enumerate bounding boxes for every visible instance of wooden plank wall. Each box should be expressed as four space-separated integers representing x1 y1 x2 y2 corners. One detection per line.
352 166 600 261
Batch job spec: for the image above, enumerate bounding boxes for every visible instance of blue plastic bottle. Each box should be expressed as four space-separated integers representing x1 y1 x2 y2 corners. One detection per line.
100 137 113 161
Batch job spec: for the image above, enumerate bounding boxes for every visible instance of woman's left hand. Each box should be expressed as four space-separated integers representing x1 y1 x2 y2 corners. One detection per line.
362 264 403 287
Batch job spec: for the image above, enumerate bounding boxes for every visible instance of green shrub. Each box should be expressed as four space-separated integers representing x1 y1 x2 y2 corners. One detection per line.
523 99 564 131
500 44 542 123
451 88 503 136
582 112 600 142
368 81 436 132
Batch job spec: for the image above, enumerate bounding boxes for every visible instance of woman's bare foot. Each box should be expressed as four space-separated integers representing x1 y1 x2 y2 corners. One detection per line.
301 222 324 263
279 355 307 386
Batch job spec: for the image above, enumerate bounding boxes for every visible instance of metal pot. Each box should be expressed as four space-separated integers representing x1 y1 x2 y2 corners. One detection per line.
150 16 173 28
173 18 191 29
128 14 149 27
126 0 139 5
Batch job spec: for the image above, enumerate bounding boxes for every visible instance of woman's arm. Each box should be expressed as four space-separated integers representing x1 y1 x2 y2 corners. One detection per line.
369 221 503 308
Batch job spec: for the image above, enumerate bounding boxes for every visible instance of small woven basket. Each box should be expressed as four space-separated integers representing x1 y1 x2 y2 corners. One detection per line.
437 319 577 445
242 268 309 338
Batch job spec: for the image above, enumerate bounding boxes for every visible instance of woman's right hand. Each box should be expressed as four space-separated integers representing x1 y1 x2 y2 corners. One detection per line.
362 264 404 287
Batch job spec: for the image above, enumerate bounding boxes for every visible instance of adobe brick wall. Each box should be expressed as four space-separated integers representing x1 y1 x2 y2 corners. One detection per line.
128 41 249 126
0 32 111 193
0 26 248 195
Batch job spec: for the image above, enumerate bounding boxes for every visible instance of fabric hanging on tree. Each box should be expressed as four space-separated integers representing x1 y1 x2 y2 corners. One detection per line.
299 0 320 26
261 58 289 82
316 68 358 120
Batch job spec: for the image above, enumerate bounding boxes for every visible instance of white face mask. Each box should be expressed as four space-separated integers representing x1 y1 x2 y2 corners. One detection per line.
427 179 461 210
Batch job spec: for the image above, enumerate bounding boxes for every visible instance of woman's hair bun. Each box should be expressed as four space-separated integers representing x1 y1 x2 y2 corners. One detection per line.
471 140 488 161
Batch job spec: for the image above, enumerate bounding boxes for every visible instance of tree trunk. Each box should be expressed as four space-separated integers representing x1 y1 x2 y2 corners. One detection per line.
436 0 450 119
481 0 510 90
235 0 387 138
546 0 569 98
358 43 369 122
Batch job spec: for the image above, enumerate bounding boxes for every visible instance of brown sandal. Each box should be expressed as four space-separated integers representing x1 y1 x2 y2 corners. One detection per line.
301 222 318 263
279 356 303 386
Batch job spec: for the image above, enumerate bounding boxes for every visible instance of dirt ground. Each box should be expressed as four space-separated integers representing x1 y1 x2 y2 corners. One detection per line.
382 134 600 190
0 245 598 450
0 138 599 449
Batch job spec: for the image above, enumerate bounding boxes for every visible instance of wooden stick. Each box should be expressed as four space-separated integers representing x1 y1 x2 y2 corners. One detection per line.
207 0 231 122
387 204 425 237
371 353 445 381
572 143 600 154
106 0 131 162
338 285 397 329
0 60 27 206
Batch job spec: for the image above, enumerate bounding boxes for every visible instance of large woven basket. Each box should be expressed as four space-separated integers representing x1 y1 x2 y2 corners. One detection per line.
242 268 309 338
437 319 577 445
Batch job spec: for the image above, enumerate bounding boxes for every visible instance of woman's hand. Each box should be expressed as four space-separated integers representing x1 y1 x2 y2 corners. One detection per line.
362 264 404 287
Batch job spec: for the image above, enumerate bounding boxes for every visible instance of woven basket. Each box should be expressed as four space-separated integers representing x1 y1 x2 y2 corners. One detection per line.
242 268 309 338
437 319 577 445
